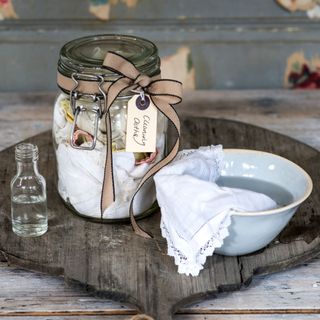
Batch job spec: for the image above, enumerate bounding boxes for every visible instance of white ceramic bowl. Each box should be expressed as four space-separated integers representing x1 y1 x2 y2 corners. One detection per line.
215 149 313 256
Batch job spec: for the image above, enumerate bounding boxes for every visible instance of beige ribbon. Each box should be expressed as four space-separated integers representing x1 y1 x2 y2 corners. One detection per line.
57 52 182 238
102 52 182 238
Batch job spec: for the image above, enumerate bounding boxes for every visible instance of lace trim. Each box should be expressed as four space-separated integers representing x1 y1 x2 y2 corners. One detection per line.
159 145 229 276
196 213 231 266
177 145 224 173
161 222 188 265
160 213 232 276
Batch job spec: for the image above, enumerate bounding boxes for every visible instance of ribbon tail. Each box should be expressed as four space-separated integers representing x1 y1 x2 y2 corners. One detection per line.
100 111 115 218
130 210 153 239
100 52 182 231
99 77 133 218
129 98 181 238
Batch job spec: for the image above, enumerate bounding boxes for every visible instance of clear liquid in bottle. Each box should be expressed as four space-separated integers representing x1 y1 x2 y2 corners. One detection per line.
11 143 48 237
11 194 48 237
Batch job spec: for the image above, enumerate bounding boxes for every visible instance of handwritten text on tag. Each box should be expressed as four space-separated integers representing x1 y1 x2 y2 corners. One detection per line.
125 94 157 153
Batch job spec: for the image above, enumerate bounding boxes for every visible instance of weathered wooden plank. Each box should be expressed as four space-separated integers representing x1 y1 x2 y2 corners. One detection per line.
0 263 136 314
182 257 320 312
1 258 320 315
0 317 131 320
1 117 320 319
2 314 318 320
1 90 320 319
1 90 320 149
0 313 134 317
1 316 319 320
180 90 320 149
175 316 320 320
0 92 52 150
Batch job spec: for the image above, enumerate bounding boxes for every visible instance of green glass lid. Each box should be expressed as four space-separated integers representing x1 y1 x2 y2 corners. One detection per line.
58 34 160 79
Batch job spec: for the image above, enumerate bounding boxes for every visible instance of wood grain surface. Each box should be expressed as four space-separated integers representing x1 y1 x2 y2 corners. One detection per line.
1 114 320 319
1 90 320 149
1 90 320 319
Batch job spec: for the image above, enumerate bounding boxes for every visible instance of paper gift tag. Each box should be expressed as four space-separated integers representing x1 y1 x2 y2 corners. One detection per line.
125 94 158 153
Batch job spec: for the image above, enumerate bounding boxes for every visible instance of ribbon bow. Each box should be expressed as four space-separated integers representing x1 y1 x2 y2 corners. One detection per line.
101 52 182 238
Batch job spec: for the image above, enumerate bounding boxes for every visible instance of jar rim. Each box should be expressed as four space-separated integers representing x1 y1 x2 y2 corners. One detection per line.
58 34 160 80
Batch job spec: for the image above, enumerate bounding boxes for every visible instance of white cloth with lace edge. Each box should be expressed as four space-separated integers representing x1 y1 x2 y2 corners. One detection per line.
154 145 277 276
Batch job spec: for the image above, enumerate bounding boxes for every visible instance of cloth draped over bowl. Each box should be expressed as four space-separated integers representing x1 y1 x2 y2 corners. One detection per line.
154 145 277 276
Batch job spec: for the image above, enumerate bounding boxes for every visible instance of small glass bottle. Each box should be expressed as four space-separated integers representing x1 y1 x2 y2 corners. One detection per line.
10 143 48 237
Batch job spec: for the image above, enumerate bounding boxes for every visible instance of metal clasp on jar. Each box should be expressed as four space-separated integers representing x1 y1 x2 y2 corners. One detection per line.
69 73 105 151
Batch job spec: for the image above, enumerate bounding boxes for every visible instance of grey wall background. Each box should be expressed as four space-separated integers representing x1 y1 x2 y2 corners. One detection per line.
0 0 319 91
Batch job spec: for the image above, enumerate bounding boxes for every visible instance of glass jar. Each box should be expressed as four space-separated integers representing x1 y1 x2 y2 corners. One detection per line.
53 34 167 222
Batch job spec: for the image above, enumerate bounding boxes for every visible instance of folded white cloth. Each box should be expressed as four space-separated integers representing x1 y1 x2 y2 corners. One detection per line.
53 92 167 220
56 142 157 219
154 145 277 276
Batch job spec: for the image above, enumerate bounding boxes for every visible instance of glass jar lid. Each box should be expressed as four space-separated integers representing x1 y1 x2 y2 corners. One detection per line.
58 34 160 80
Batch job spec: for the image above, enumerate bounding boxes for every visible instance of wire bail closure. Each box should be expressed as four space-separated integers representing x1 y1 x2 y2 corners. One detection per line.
56 51 182 238
69 73 105 151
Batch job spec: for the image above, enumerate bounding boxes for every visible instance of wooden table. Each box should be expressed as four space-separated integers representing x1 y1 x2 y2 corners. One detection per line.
1 90 320 319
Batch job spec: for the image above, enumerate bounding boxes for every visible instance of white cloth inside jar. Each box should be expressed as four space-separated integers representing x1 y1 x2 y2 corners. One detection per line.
53 93 166 219
56 143 158 219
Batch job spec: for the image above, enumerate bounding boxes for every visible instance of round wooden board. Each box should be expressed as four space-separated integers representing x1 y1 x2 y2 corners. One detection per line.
1 117 320 320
